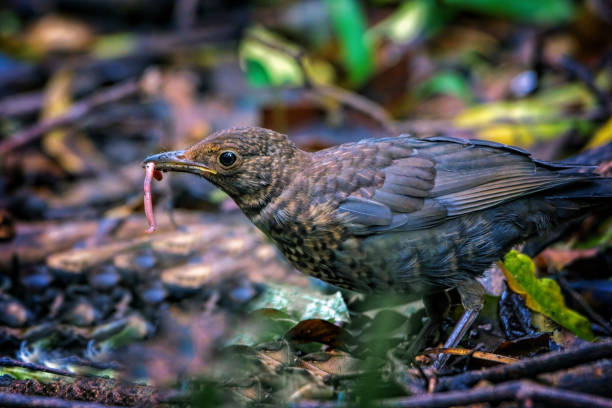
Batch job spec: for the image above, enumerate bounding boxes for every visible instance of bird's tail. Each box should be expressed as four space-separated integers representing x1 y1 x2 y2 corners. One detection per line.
522 142 612 256
563 140 612 168
523 177 612 256
546 177 612 201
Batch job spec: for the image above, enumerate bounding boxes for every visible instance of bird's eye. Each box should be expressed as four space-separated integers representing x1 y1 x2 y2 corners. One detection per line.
218 151 237 168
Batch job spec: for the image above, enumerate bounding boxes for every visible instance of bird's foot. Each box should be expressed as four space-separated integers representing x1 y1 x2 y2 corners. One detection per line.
432 279 485 370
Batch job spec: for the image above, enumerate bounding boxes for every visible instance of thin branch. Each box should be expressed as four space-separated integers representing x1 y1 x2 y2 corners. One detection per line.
0 91 44 118
249 33 396 134
0 357 77 378
0 392 124 408
305 84 396 133
557 55 611 114
423 346 520 365
387 380 612 408
435 340 612 391
0 79 140 155
290 380 612 408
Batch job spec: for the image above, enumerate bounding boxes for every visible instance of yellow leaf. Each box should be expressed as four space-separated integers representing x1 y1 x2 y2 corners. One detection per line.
500 250 595 341
41 69 87 174
586 117 612 149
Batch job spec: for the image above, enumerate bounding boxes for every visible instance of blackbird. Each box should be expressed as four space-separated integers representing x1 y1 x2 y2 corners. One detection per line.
144 127 611 361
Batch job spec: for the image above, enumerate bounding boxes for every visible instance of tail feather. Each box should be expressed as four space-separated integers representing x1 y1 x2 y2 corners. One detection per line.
522 144 612 257
546 178 612 200
563 141 612 167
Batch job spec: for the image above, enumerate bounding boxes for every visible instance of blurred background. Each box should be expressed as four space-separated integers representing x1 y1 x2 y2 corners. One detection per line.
0 0 611 406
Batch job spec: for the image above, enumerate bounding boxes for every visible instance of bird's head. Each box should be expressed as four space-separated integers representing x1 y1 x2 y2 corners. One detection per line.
143 127 304 214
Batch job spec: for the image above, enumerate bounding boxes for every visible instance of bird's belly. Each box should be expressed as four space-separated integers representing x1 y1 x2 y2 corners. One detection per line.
267 220 493 294
268 229 431 294
332 209 535 294
264 202 541 295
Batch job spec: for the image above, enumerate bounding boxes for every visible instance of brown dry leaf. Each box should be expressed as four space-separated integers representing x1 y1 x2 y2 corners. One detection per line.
298 350 364 377
257 349 289 372
274 368 332 402
285 319 354 349
231 381 263 403
286 382 333 402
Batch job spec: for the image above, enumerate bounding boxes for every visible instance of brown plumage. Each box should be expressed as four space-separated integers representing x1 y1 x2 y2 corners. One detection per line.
144 126 611 360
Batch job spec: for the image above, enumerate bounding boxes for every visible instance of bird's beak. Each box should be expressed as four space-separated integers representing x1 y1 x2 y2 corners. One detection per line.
142 150 217 176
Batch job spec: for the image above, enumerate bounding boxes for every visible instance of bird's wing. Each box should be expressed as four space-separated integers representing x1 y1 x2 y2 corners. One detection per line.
337 135 583 234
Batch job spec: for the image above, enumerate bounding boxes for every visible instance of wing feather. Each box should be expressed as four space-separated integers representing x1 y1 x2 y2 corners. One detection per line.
336 135 581 235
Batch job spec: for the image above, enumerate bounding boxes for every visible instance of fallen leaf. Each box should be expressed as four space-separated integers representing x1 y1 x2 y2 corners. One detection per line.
285 319 354 349
586 116 612 149
500 250 595 341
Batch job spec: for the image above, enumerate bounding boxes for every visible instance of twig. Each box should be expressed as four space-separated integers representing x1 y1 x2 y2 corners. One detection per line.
0 91 44 118
306 85 395 133
290 380 612 408
0 79 140 155
557 55 611 114
249 33 396 134
0 357 76 378
0 392 124 408
424 346 519 365
388 380 612 408
435 340 612 391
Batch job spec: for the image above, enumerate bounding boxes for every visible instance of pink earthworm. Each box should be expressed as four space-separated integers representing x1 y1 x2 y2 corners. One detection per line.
144 162 163 233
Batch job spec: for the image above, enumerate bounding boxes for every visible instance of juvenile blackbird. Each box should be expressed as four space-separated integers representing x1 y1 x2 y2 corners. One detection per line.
144 127 611 359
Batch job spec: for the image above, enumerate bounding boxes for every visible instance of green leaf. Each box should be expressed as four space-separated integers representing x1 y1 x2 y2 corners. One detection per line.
367 0 443 45
0 10 21 37
443 0 575 24
0 366 65 382
416 70 472 102
324 0 374 86
501 250 595 341
239 26 304 88
93 33 136 59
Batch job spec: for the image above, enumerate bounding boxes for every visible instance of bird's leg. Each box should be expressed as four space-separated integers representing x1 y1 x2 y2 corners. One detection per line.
404 291 450 361
433 279 485 370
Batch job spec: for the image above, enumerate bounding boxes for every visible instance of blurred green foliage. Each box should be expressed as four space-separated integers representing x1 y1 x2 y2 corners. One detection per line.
324 0 374 86
444 0 575 24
